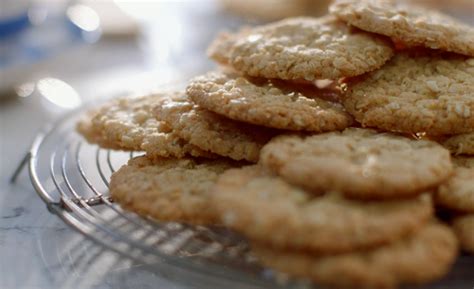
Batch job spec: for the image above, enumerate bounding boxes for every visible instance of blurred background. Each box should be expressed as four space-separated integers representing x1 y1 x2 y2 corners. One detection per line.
0 0 473 111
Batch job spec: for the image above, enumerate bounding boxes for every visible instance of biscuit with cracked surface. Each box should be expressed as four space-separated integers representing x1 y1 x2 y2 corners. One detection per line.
208 16 394 81
211 165 433 253
260 128 452 199
443 133 474 155
186 71 353 132
252 223 458 289
110 156 237 224
435 157 474 213
330 0 474 56
452 214 474 254
155 94 275 162
342 52 474 135
76 93 213 159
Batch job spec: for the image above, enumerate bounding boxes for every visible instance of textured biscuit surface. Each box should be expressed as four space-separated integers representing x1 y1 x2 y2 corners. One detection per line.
208 16 394 80
211 165 433 252
436 157 474 213
187 71 353 131
76 93 212 159
156 94 275 162
260 128 452 199
252 223 458 289
330 0 474 56
110 156 237 224
343 52 474 135
443 133 474 155
452 214 474 254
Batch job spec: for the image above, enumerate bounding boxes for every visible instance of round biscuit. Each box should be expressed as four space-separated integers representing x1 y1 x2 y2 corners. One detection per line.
260 128 453 199
110 156 237 224
187 71 353 132
342 52 474 135
330 0 474 56
155 94 276 162
211 165 433 253
208 16 394 81
252 223 458 289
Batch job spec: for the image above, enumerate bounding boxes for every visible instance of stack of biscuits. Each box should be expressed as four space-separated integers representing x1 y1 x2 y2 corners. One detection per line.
77 0 474 288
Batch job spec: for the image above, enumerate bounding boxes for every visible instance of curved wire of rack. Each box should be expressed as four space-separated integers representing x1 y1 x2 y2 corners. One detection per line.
26 108 287 289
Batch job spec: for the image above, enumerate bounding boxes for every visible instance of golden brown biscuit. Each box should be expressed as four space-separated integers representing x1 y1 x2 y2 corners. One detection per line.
211 165 433 253
155 94 275 162
186 71 353 131
330 0 474 56
208 16 394 81
110 156 238 224
342 52 474 135
260 128 452 199
252 223 458 289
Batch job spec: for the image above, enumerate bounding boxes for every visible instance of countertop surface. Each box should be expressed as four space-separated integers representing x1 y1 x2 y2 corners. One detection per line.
1 2 474 289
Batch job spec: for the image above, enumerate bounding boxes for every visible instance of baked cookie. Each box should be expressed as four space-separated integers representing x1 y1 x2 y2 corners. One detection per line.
252 223 458 289
155 94 275 162
342 52 474 135
452 214 474 254
76 109 123 150
208 16 394 81
110 156 238 224
329 0 474 56
186 71 353 131
211 165 433 253
260 128 452 199
443 133 474 155
435 157 474 213
76 92 213 158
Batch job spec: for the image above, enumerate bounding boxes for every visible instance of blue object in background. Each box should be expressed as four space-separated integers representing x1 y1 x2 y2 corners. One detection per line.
0 12 30 38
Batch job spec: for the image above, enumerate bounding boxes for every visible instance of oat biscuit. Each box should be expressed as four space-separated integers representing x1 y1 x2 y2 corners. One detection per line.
329 0 474 56
435 157 474 213
260 128 452 199
443 133 474 155
208 16 394 81
252 223 458 289
452 214 474 253
76 93 212 158
342 52 474 135
156 94 275 162
186 71 353 131
211 165 433 252
110 156 237 224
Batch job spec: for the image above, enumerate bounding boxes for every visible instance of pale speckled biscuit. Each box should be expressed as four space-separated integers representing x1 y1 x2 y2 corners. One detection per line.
186 71 353 132
76 109 123 150
435 157 474 213
260 128 452 199
443 133 474 155
342 52 474 135
155 94 275 162
208 16 394 81
252 223 458 289
211 165 433 253
452 214 474 254
76 93 213 159
110 156 237 224
329 0 474 56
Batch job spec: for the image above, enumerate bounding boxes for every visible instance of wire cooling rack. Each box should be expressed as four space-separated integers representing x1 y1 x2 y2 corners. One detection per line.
14 106 474 289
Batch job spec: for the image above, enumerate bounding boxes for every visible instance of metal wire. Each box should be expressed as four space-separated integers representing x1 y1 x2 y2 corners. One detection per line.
25 108 269 288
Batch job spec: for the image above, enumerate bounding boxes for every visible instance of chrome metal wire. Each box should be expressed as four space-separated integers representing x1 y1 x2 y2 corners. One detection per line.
24 109 270 288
